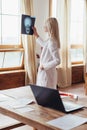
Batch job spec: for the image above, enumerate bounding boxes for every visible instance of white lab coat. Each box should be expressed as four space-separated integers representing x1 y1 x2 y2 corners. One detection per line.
36 37 60 89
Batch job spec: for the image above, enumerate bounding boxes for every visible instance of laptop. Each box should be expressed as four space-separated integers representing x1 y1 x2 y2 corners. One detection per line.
29 84 84 113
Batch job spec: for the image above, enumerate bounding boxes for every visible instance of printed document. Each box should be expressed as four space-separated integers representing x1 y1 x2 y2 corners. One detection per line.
47 114 87 130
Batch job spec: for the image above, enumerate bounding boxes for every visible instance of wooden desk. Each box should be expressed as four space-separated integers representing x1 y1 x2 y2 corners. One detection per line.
0 113 24 130
0 86 87 130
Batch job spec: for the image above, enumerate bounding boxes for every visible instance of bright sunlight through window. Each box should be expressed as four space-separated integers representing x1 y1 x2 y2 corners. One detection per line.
52 0 85 64
70 0 85 64
0 0 24 70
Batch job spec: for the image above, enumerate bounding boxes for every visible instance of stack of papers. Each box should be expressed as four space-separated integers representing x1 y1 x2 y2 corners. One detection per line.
0 95 34 113
9 98 34 108
9 98 34 113
47 114 87 130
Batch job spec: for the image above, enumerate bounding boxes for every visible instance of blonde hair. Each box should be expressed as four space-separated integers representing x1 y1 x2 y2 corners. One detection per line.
45 17 60 48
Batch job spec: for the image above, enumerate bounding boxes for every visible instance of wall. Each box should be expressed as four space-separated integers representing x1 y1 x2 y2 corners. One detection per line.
0 70 25 90
72 65 84 84
0 66 84 90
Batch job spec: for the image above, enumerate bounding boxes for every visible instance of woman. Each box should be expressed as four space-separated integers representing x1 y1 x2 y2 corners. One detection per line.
33 17 61 89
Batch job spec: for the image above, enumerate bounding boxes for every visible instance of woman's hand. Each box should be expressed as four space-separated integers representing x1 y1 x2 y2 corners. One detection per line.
32 27 39 38
39 65 44 70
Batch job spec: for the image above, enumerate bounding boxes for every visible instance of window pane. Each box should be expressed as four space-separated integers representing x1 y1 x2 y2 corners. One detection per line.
0 52 4 68
2 15 21 44
0 0 23 70
3 52 23 68
2 0 20 15
70 0 84 45
70 0 85 64
71 48 83 62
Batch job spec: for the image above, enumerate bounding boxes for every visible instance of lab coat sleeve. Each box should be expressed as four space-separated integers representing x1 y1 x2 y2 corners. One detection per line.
36 37 46 47
43 41 61 70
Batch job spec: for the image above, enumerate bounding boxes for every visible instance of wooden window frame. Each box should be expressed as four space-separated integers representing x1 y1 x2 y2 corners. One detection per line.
71 44 83 65
0 43 24 71
0 0 24 72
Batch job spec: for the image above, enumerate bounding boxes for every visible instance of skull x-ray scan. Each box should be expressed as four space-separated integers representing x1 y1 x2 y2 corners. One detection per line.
21 14 35 35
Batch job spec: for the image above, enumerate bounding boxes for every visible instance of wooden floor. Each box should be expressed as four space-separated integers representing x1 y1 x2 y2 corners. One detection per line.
59 83 85 95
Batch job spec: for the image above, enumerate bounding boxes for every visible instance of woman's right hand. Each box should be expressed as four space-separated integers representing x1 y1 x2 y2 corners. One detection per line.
32 27 39 38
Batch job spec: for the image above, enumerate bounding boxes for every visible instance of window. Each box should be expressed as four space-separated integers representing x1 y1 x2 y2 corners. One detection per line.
0 0 24 71
70 0 85 64
52 0 85 65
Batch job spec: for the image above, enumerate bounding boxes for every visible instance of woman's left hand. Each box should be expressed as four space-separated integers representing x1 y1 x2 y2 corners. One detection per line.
40 65 44 70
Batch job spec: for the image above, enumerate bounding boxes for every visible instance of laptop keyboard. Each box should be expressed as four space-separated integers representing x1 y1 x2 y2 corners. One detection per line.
63 102 79 110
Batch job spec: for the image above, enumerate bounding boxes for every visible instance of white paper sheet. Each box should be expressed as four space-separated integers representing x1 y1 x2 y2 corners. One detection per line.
0 93 12 101
17 98 34 105
47 114 87 130
9 98 34 108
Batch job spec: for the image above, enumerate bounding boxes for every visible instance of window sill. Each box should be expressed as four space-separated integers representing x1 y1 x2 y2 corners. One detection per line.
0 69 25 74
72 64 84 67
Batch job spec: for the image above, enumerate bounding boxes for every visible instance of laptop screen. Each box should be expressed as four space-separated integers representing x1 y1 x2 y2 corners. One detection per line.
29 84 65 112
